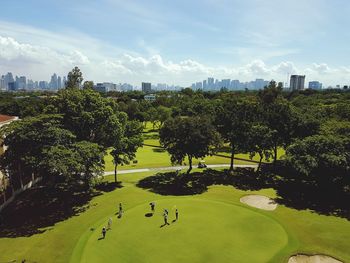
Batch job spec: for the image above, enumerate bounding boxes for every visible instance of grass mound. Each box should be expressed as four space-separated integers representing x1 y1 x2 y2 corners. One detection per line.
76 198 288 263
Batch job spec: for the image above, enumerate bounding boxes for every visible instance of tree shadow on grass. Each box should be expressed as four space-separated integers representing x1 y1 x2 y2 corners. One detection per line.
0 181 123 238
137 165 350 220
137 168 272 196
264 163 350 220
94 181 123 192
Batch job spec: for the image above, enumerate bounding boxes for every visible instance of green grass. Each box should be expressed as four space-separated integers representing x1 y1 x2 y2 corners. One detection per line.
0 170 349 263
0 123 347 262
104 124 285 172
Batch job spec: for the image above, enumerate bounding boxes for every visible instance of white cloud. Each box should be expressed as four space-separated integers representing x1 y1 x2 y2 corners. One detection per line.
0 27 349 87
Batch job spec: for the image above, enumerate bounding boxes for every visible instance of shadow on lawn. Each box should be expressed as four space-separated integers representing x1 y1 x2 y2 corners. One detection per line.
0 181 123 238
137 167 272 196
137 166 350 220
267 163 350 220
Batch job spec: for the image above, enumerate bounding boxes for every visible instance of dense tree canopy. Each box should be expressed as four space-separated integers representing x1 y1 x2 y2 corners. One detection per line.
160 116 221 173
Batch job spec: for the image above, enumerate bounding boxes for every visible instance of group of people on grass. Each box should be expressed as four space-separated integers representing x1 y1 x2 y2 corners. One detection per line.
101 202 179 239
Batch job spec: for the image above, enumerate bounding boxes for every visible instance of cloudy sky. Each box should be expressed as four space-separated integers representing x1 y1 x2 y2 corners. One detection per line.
0 0 349 87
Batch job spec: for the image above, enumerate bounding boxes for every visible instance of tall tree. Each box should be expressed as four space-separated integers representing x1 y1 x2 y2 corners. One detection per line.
0 115 76 186
214 98 258 171
55 88 124 147
66 66 83 89
258 82 295 163
285 135 350 189
110 120 143 183
246 124 275 172
160 116 221 174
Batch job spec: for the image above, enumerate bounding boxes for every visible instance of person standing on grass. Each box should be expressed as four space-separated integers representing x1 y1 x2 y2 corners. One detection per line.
102 227 107 239
150 202 155 213
119 202 123 216
108 218 113 230
175 208 179 221
164 211 169 225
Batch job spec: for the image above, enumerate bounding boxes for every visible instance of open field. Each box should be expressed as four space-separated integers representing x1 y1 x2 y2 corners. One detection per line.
0 169 349 263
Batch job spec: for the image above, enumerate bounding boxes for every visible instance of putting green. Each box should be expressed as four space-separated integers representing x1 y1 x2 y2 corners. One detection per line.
75 198 289 263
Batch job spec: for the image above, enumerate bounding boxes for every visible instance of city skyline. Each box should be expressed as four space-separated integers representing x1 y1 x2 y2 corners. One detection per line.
0 0 349 87
3 69 341 92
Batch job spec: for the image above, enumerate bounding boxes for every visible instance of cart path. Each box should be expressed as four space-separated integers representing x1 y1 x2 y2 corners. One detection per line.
103 164 257 176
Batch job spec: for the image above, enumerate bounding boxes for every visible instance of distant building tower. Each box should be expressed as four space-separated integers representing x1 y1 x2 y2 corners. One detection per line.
308 81 322 90
142 82 152 93
290 75 305 90
57 76 62 89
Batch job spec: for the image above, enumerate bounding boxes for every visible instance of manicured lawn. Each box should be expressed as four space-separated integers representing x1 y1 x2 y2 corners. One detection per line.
103 125 285 172
0 170 349 263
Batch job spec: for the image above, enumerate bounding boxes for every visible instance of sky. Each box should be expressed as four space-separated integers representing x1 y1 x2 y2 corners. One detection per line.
0 0 349 87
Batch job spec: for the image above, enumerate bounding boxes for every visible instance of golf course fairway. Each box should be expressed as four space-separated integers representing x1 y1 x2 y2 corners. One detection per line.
74 198 288 263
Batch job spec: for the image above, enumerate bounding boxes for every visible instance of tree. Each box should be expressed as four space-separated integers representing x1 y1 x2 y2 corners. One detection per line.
55 88 124 147
246 124 275 172
157 106 171 128
83 81 94 90
258 88 295 163
160 117 221 174
73 141 105 188
110 120 143 183
285 135 350 189
214 98 257 171
0 115 76 187
66 66 83 89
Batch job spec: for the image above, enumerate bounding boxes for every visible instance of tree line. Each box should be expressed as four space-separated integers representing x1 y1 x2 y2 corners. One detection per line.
0 67 349 197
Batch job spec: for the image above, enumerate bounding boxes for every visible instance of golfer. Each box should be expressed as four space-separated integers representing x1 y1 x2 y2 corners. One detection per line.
119 203 123 216
108 217 113 230
102 227 107 239
150 202 155 212
175 208 179 221
164 212 169 225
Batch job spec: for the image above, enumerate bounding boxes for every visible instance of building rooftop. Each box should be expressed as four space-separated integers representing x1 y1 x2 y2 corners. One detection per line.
0 114 18 124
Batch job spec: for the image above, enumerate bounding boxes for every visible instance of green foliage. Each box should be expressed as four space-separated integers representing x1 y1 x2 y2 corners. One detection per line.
66 66 83 89
285 135 350 189
55 88 124 147
246 124 275 171
215 97 258 169
160 116 221 173
110 120 143 182
0 115 76 185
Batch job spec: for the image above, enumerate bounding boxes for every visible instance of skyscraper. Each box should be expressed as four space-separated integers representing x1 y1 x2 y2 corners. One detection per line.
290 75 305 90
142 82 152 93
308 81 322 90
57 76 62 89
208 77 214 89
0 76 5 90
50 73 58 89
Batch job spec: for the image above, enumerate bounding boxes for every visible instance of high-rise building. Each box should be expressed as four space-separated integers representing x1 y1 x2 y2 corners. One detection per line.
142 82 152 93
308 81 322 90
16 76 26 90
0 76 5 90
50 73 58 89
4 72 14 90
203 80 207 90
57 76 62 89
231 80 240 90
290 75 305 90
39 81 48 90
208 77 214 89
195 82 202 90
221 79 231 89
63 76 67 88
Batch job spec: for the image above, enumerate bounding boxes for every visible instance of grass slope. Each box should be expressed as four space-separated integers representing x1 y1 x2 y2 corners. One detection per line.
79 199 288 263
0 171 349 263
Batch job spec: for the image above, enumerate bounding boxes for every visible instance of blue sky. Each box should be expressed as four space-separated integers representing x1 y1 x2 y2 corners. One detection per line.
0 0 349 87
